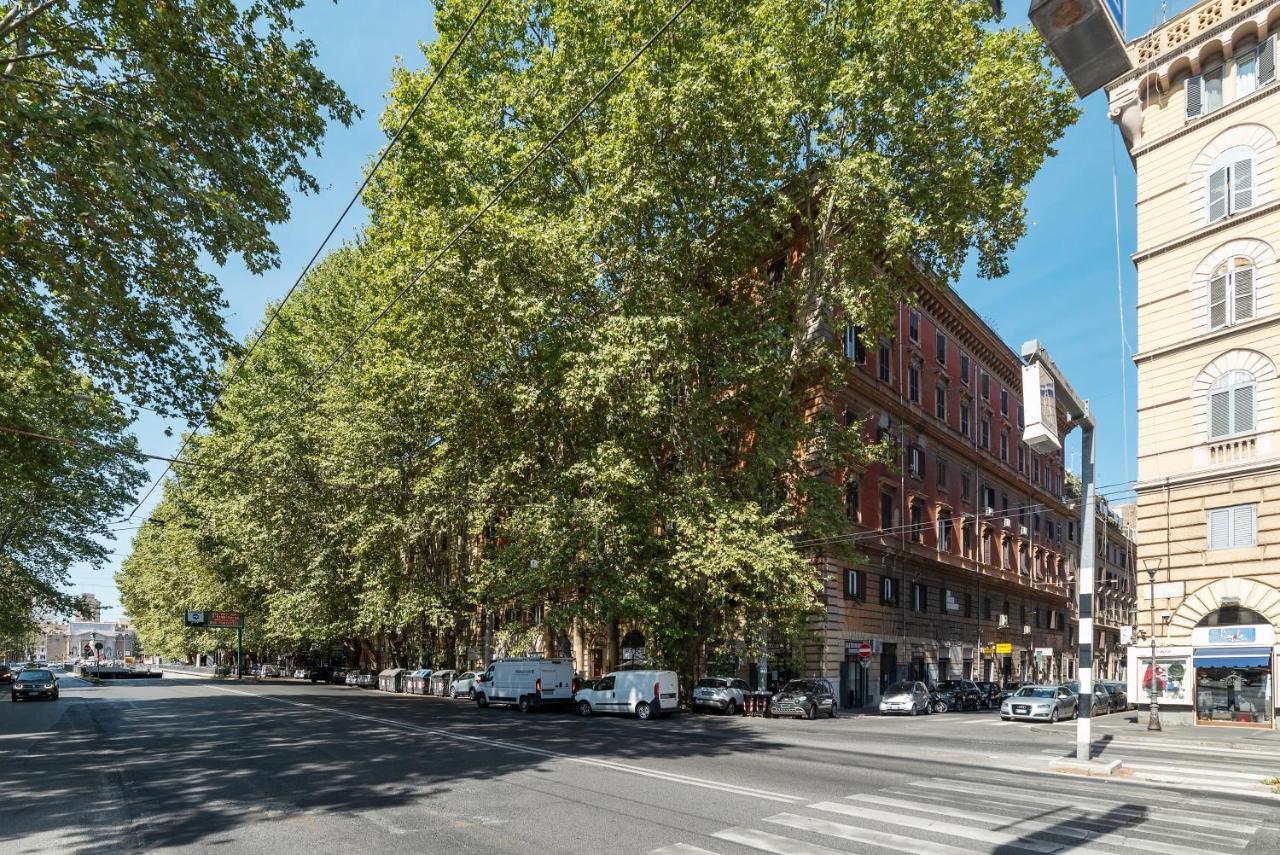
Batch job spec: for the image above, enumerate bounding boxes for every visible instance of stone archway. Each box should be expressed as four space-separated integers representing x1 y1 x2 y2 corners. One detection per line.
1167 577 1280 639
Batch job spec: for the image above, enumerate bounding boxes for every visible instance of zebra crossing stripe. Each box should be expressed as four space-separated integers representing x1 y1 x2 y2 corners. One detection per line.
649 844 721 855
840 795 1246 854
902 784 1258 840
712 826 844 855
764 812 975 855
808 801 1212 855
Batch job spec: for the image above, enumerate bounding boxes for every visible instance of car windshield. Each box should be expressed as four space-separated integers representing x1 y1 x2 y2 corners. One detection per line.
781 680 821 693
21 670 53 681
884 682 916 695
936 681 962 690
1013 687 1057 699
696 678 728 689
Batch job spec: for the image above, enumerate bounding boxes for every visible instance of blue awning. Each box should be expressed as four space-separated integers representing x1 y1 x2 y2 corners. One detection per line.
1193 647 1274 668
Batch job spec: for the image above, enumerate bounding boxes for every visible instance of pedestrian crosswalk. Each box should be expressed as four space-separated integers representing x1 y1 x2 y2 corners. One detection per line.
649 772 1275 855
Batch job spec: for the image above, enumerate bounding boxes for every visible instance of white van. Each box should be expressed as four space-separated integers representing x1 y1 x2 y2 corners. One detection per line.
574 670 679 720
473 657 575 712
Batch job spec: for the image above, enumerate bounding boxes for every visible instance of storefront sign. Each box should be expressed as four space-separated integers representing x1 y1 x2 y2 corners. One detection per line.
1034 647 1054 658
1193 624 1274 647
1208 627 1257 644
995 643 1013 655
1136 656 1191 705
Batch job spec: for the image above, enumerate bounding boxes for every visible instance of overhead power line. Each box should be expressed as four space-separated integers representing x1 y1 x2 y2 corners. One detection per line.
121 0 498 521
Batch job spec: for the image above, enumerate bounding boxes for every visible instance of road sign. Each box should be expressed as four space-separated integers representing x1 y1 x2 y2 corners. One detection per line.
995 642 1013 655
185 610 243 629
858 641 871 660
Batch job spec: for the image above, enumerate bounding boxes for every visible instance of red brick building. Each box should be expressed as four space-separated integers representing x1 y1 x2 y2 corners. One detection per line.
811 275 1082 710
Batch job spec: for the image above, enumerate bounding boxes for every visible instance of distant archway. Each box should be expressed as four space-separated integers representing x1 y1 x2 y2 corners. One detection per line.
1168 577 1280 637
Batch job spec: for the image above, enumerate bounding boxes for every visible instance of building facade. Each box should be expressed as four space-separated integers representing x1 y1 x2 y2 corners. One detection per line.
1109 0 1280 727
1095 500 1139 682
809 277 1086 711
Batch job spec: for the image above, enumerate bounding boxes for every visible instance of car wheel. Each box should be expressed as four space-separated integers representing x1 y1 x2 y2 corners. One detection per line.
828 704 836 719
577 700 592 717
910 703 919 717
804 703 816 720
725 699 737 716
636 701 653 720
1050 708 1059 723
1072 705 1079 720
468 688 475 701
1001 715 1011 721
476 693 489 709
519 696 532 713
933 700 947 714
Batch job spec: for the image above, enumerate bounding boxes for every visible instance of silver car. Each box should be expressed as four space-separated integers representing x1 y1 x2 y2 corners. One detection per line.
879 680 931 716
692 676 749 715
1001 684 1079 722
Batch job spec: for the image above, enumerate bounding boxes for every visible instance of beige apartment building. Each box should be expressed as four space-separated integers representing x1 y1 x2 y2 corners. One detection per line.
1108 0 1280 727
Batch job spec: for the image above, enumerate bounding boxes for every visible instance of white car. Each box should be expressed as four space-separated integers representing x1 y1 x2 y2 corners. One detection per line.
692 676 748 715
574 670 679 720
878 680 931 716
451 671 478 698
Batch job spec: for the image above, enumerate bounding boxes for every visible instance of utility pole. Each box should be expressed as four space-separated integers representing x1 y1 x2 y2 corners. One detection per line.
1143 558 1163 731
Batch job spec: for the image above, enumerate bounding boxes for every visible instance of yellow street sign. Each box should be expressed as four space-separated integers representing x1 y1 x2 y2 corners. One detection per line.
995 642 1013 655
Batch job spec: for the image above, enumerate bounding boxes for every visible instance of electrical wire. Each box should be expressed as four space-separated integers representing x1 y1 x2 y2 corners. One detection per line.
120 0 498 522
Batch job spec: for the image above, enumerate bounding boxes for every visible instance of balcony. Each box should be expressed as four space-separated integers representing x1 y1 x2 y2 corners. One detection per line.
1209 436 1257 465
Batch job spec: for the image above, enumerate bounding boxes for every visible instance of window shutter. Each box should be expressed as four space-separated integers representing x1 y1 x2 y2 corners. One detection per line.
1209 273 1228 328
1233 265 1255 322
1186 74 1204 117
1261 37 1276 86
1232 158 1254 212
1208 508 1230 549
1209 389 1231 438
843 323 855 360
1233 382 1255 433
1208 166 1229 222
1233 505 1257 547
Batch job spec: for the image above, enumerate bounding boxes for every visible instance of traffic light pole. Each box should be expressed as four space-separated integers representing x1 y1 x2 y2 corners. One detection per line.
237 627 243 681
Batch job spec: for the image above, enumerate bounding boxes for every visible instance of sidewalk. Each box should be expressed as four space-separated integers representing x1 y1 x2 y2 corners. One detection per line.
1043 712 1280 749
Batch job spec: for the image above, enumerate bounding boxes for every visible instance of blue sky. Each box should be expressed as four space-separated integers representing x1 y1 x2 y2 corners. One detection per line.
72 0 1193 616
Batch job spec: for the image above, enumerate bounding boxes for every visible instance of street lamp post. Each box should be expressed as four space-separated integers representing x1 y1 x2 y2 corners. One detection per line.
1143 558 1162 732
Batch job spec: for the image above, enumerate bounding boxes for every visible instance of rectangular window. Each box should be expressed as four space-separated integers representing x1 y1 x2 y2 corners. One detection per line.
1017 403 1024 429
1034 608 1041 629
981 417 990 450
960 353 970 385
964 592 973 618
1000 388 1008 415
878 342 891 382
980 370 990 400
935 330 947 365
912 581 927 612
909 446 924 479
1000 430 1009 463
1017 444 1025 473
962 523 973 556
1207 504 1257 550
1239 47 1258 97
935 383 947 421
881 576 898 606
909 500 923 542
961 473 971 501
880 490 895 531
844 568 864 600
983 597 992 621
982 486 996 511
960 401 970 437
845 478 859 522
909 310 920 343
1033 455 1040 482
1205 63 1224 112
1020 604 1027 627
908 363 920 404
936 456 948 490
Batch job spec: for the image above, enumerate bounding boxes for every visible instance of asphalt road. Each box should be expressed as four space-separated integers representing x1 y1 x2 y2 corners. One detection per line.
3 677 1279 854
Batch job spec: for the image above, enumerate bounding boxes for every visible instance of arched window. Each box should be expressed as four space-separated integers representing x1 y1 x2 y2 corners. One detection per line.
1206 146 1257 223
1209 256 1255 329
1208 370 1256 439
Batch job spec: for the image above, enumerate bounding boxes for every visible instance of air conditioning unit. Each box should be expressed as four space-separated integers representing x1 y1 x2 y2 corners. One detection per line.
997 614 1009 628
984 507 994 516
1023 625 1032 635
1001 517 1011 529
1019 525 1029 537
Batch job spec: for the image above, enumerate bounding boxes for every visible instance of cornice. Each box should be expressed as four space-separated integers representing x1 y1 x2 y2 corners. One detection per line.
1132 313 1280 364
1134 456 1280 492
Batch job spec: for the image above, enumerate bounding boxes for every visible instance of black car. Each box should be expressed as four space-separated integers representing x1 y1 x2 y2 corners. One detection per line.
973 681 1003 709
327 668 348 685
933 680 983 711
768 678 837 719
11 668 58 702
307 666 334 683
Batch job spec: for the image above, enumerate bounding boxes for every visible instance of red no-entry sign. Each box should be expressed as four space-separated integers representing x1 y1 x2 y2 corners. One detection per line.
858 642 871 660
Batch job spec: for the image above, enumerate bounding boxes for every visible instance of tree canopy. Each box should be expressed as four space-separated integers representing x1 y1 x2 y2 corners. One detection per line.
118 0 1077 680
0 1 354 633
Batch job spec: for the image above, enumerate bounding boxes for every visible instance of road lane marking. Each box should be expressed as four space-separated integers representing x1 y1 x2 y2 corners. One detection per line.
713 826 844 855
199 684 802 804
764 812 974 855
650 845 721 855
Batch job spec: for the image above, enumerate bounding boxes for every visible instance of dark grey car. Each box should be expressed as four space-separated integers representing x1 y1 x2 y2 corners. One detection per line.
769 678 837 719
11 668 58 702
1102 681 1130 711
1068 681 1113 715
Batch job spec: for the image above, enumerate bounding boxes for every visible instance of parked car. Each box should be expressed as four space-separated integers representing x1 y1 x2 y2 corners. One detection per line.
1102 681 1130 711
260 664 282 678
328 668 348 685
11 668 58 702
1001 684 1078 722
307 666 334 683
973 681 1003 709
932 680 983 712
429 669 457 696
474 657 576 712
1068 681 1113 716
0 665 12 684
451 671 479 698
999 681 1024 700
691 677 749 715
879 680 931 716
769 678 837 719
356 671 377 689
345 670 361 687
574 670 679 720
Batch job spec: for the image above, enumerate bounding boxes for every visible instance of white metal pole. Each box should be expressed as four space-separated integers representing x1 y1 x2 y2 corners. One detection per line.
1076 419 1098 761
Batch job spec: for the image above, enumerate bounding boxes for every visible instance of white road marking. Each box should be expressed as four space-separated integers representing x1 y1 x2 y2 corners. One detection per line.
713 826 843 855
649 844 721 855
764 812 974 855
199 684 802 804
